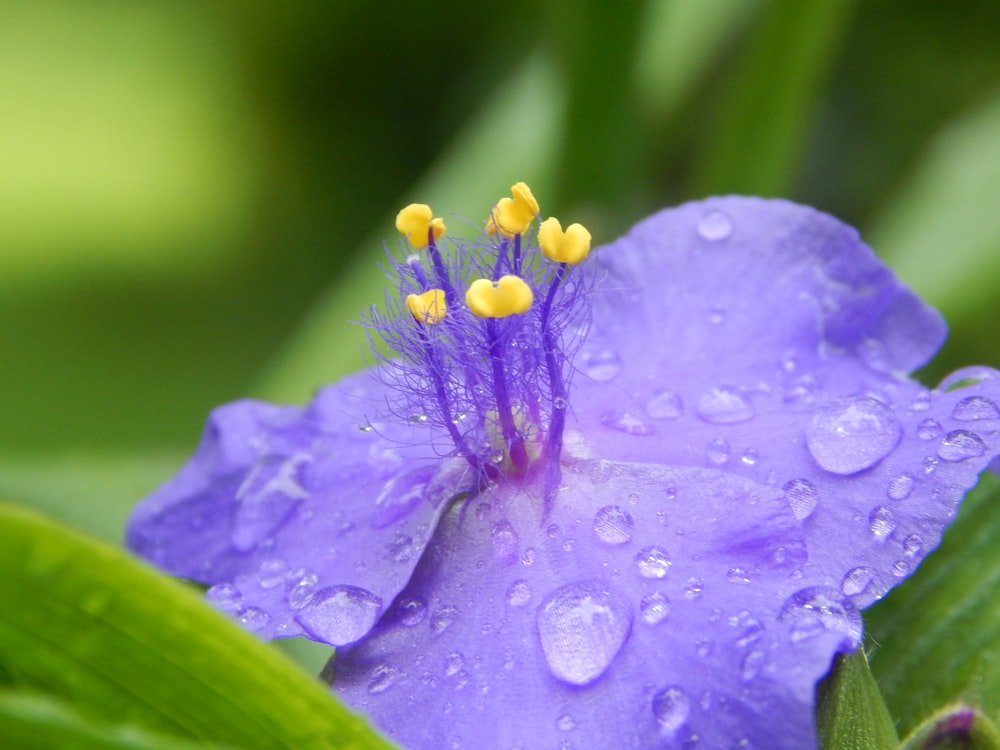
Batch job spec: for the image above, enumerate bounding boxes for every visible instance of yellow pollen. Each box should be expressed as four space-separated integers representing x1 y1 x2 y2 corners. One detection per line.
538 217 592 265
465 275 534 318
406 288 447 325
486 182 540 238
396 203 446 249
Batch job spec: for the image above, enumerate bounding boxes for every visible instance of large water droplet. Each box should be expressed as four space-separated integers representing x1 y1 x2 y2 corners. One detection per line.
636 545 672 578
536 580 632 686
582 349 622 382
697 210 733 241
697 387 754 424
869 506 896 541
780 586 862 649
640 592 671 625
294 585 383 645
937 430 987 462
491 520 519 563
952 396 1000 421
651 685 690 734
601 408 655 436
840 566 875 596
806 396 901 474
887 473 915 501
593 505 635 545
645 389 684 420
705 438 730 465
506 580 532 607
783 478 819 521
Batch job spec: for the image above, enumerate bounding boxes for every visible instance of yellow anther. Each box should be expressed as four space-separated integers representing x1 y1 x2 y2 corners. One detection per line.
396 203 446 249
538 217 592 265
486 182 540 237
465 275 534 318
406 288 447 325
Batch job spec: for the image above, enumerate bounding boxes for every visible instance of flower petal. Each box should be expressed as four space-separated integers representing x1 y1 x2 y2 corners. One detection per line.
329 460 848 750
127 372 474 644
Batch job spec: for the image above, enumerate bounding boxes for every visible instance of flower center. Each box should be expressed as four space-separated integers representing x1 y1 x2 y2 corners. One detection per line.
371 183 593 493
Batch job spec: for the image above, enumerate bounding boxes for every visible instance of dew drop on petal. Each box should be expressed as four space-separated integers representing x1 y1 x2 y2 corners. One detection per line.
491 519 519 563
902 534 923 557
727 568 750 585
238 606 270 632
651 685 690 734
506 580 532 607
556 714 576 732
869 506 896 541
684 578 704 599
697 387 754 425
705 438 730 465
892 560 911 578
368 665 405 694
397 596 428 626
783 375 821 411
640 592 671 625
840 566 875 597
741 448 759 467
806 396 902 474
387 532 416 563
593 505 635 545
917 419 942 440
779 586 862 649
645 389 684 420
536 581 632 686
443 651 465 677
207 582 242 612
697 210 732 241
430 605 459 637
285 567 320 609
582 349 622 382
783 478 819 521
952 396 1000 421
937 430 987 462
636 545 672 578
294 585 383 646
257 558 288 589
887 473 915 501
741 650 765 681
601 408 655 436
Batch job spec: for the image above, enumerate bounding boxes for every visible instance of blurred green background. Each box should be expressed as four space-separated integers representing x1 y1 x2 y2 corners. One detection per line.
3 0 1000 520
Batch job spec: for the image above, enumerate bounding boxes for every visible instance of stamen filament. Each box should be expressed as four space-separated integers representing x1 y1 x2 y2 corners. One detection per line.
486 318 529 471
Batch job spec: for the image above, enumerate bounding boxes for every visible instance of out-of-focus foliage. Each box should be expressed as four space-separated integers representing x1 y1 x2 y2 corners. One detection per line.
3 0 1000 745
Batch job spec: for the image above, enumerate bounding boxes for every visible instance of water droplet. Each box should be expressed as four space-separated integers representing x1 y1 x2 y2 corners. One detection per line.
238 606 270 632
923 455 939 475
547 523 560 538
285 567 319 609
368 665 405 694
741 448 759 466
783 478 819 521
536 580 632 686
707 307 726 325
892 560 910 578
806 396 901 474
696 387 754 424
902 534 923 557
696 639 714 658
443 651 465 677
953 396 1000 421
684 578 704 599
741 650 765 681
783 375 821 410
553 396 568 410
869 506 896 541
294 585 382 646
645 389 684 420
582 349 622 382
430 605 459 637
910 390 932 411
840 566 875 596
397 596 427 626
601 408 654 436
727 567 750 585
475 502 491 521
387 532 416 563
639 592 671 625
697 210 732 241
522 547 536 566
491 520 519 563
207 582 242 612
593 505 635 545
636 545 672 578
887 473 915 500
652 685 690 734
705 438 730 465
257 559 288 589
937 430 986 462
780 586 862 648
917 419 942 440
506 580 532 607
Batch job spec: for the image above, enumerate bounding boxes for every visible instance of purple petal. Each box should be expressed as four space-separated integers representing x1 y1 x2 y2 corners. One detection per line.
127 372 473 644
330 460 849 750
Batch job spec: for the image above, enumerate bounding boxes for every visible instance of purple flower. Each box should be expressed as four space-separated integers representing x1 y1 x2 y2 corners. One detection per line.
128 192 1000 749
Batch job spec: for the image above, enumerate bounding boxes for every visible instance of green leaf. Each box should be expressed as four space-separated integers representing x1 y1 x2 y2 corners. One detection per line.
867 473 1000 738
691 0 856 197
0 502 391 750
0 690 241 750
899 704 1000 750
815 648 898 750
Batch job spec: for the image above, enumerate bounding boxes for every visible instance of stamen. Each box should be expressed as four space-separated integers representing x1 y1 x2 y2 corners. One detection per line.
466 275 534 319
486 182 540 238
539 217 592 265
396 203 446 249
406 289 447 325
